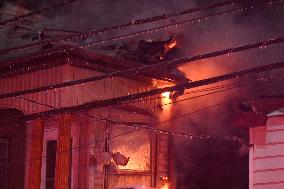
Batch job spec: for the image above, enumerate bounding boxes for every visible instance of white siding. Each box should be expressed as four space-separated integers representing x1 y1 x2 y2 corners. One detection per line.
251 116 284 189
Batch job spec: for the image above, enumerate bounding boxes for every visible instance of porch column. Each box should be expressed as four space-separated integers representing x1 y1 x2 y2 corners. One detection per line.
55 115 72 189
157 133 170 188
27 119 45 189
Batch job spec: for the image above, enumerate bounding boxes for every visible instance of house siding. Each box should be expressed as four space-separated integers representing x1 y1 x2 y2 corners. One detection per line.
0 60 170 189
0 62 158 115
250 116 284 189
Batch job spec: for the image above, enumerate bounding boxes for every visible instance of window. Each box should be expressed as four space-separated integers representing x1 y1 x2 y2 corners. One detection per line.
0 138 9 189
109 128 151 172
107 128 153 189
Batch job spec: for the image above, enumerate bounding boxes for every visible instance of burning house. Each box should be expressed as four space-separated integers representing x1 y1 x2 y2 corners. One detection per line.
0 38 188 189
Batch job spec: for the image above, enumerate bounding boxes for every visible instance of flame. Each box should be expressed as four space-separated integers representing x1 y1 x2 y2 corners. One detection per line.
161 183 169 189
164 40 177 53
160 176 169 189
152 81 175 122
162 92 171 99
168 40 177 49
160 92 172 120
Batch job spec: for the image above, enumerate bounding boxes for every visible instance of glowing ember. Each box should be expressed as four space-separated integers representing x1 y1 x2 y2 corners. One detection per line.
168 40 177 49
164 40 177 53
162 92 171 99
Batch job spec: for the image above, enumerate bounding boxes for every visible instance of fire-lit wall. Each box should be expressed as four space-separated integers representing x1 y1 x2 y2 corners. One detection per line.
249 115 284 189
0 58 171 189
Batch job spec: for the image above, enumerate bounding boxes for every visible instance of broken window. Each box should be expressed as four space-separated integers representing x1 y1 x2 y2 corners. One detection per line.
109 128 151 172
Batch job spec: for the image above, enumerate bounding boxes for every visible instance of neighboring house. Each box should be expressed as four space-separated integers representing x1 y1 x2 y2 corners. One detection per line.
236 97 284 189
0 45 184 189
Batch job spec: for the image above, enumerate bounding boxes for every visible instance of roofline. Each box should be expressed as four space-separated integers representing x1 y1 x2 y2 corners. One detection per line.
0 45 183 83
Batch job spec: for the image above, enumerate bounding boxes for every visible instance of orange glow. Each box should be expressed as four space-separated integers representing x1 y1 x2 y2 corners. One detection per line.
161 183 169 189
162 92 171 99
168 40 177 49
160 92 172 120
153 82 174 121
164 40 177 53
160 176 169 189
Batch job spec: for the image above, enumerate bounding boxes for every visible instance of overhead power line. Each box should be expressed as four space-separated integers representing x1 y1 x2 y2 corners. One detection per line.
9 79 250 139
0 0 244 55
18 60 284 121
3 78 259 128
6 73 283 152
6 74 282 144
1 35 283 99
1 0 281 57
6 83 249 164
0 0 81 27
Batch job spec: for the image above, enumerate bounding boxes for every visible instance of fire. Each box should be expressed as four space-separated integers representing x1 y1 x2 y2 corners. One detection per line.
160 176 169 189
161 183 169 189
162 92 171 99
164 40 177 53
160 91 172 120
168 40 177 49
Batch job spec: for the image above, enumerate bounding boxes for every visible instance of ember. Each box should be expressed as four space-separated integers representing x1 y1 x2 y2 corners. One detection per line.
164 40 177 53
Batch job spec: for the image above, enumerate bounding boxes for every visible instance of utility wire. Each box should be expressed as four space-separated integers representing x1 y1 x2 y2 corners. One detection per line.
15 82 255 166
1 35 284 99
2 62 281 123
6 74 281 149
6 73 283 152
22 60 284 120
0 0 246 55
6 77 258 139
0 0 281 60
0 0 81 27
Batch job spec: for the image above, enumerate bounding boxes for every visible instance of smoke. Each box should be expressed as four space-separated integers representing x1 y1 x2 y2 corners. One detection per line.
166 1 284 188
2 0 284 188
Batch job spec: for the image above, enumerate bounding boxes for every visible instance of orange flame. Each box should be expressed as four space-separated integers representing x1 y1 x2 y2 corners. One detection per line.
162 92 171 99
164 40 177 53
160 176 169 189
168 40 177 49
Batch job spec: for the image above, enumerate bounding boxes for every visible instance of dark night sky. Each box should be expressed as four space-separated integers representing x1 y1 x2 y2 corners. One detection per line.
1 0 284 188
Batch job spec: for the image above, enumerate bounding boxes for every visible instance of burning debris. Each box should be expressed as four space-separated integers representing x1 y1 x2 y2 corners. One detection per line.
116 36 179 64
114 36 191 99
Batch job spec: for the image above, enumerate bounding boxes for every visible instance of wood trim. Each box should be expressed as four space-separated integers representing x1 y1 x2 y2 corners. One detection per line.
27 119 45 189
54 115 72 189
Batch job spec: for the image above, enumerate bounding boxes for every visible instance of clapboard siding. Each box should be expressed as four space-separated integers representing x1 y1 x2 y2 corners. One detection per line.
253 143 284 158
251 116 284 189
267 117 284 130
0 63 158 115
254 169 284 184
254 182 284 189
267 124 284 131
265 130 284 144
254 156 284 171
0 64 67 114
